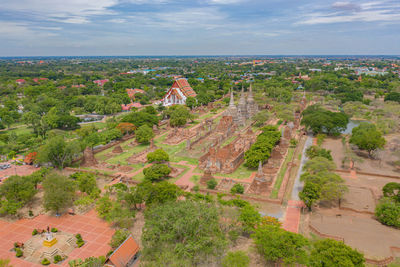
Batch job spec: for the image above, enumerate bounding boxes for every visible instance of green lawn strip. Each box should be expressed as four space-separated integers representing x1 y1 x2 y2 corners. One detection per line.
131 172 145 182
214 163 255 180
95 142 148 163
80 167 117 176
270 147 295 199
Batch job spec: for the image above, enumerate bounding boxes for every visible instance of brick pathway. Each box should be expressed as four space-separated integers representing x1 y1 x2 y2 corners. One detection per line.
282 200 304 233
0 209 114 266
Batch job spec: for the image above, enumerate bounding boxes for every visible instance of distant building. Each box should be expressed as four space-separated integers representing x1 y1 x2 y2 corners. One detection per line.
16 79 26 85
126 88 145 100
162 78 197 106
93 79 109 86
121 102 142 111
105 235 140 267
33 78 48 83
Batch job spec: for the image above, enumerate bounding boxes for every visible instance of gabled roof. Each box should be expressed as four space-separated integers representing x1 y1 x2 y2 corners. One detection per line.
105 235 140 267
174 78 196 97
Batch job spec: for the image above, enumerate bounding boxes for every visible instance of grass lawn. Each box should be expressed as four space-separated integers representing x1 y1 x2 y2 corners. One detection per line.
214 163 255 180
190 175 200 184
95 142 148 163
80 167 117 176
270 147 295 199
131 172 145 182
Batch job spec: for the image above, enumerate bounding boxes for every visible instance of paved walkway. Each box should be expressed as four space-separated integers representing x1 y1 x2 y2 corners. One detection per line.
0 209 114 266
282 200 304 233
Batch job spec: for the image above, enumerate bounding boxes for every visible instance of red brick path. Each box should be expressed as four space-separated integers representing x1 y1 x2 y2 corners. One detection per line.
0 209 114 266
282 200 304 233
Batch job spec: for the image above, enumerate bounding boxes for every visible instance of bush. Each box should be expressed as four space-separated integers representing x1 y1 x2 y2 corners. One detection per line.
207 178 218 189
51 227 58 233
375 198 400 228
306 146 333 160
109 229 130 249
41 258 50 265
222 251 250 267
192 185 199 192
146 149 169 163
32 229 38 235
230 184 244 194
54 254 62 263
143 164 171 182
15 248 23 257
135 125 154 144
76 233 85 247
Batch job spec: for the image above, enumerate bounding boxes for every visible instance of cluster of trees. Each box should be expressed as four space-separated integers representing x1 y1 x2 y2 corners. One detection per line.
143 149 171 182
375 182 400 228
244 126 281 168
299 147 348 210
162 105 195 127
0 168 49 215
301 105 349 136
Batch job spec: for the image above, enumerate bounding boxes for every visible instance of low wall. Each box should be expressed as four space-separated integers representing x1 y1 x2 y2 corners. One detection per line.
196 188 282 204
335 169 400 180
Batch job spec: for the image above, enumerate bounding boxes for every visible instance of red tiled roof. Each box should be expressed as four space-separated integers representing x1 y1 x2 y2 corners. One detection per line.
126 88 145 99
93 79 109 86
105 235 139 267
121 102 142 111
16 79 26 83
174 78 196 97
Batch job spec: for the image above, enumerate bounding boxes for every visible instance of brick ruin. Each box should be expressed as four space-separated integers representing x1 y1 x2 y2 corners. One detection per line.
81 147 98 167
200 168 214 185
224 84 258 126
198 128 256 174
112 145 123 153
247 161 273 195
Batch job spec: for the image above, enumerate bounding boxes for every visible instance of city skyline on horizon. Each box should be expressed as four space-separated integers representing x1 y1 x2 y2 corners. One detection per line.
1 0 400 56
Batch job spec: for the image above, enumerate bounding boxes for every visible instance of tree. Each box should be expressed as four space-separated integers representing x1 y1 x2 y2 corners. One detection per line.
0 175 36 215
116 122 136 135
375 198 400 228
135 124 154 144
71 172 99 196
142 200 226 266
252 224 309 265
306 146 333 160
143 164 171 182
109 229 130 249
303 157 336 174
37 135 81 169
222 251 250 267
239 204 262 233
231 183 244 194
42 173 76 213
207 178 218 189
0 258 12 267
310 239 365 267
350 123 386 157
146 149 169 163
299 182 321 210
185 96 197 110
301 105 349 136
384 92 400 103
143 181 182 205
165 105 195 127
382 182 400 202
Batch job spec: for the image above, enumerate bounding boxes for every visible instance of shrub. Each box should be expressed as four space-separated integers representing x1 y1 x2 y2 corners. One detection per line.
41 258 50 265
32 229 38 235
109 229 130 249
15 248 23 257
76 233 85 247
375 198 400 228
222 251 250 267
230 184 244 194
207 178 218 189
54 255 62 263
192 185 199 192
51 227 58 233
143 163 171 182
29 210 34 217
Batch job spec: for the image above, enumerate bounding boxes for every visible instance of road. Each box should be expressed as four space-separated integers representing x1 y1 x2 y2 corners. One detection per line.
291 134 313 200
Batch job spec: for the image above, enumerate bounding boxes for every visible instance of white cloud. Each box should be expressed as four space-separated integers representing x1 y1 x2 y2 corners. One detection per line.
298 0 400 25
0 0 118 24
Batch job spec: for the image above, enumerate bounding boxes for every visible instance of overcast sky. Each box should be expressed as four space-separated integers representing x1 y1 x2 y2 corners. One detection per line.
1 0 399 56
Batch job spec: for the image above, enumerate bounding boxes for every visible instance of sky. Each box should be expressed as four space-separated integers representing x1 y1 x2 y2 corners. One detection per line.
0 0 399 56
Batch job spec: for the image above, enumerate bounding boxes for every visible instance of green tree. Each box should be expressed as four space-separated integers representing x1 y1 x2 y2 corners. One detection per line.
37 135 80 169
42 173 76 213
0 175 36 215
299 182 321 211
207 178 218 189
109 229 130 249
310 239 365 267
71 172 99 196
165 105 195 127
350 123 386 157
303 157 336 174
135 124 154 144
0 258 12 267
306 146 333 160
142 200 226 266
231 183 244 194
239 204 262 234
222 251 250 267
146 149 169 163
382 182 400 202
375 198 400 228
185 97 197 110
252 224 309 265
143 164 171 182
